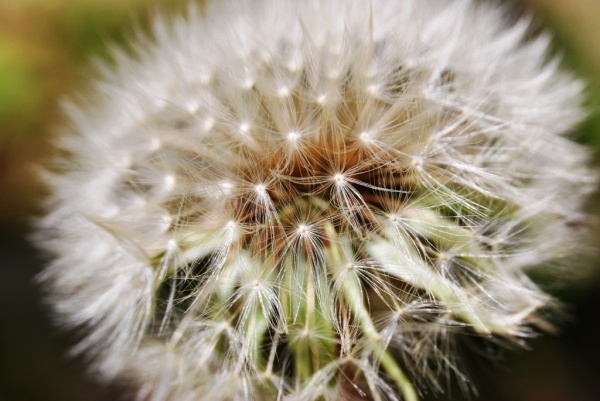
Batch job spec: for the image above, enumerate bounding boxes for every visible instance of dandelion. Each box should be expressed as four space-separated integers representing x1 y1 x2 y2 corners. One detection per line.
37 0 596 400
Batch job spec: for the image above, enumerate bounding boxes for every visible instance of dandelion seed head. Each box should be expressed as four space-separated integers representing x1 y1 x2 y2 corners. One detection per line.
287 131 300 142
239 122 250 134
277 86 290 97
163 174 176 192
254 184 266 195
37 0 596 400
410 157 423 170
359 130 374 144
367 84 379 95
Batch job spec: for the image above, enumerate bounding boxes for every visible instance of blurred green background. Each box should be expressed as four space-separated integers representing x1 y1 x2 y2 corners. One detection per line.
0 0 598 400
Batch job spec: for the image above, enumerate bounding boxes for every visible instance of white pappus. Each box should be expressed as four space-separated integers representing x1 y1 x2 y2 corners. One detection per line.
36 0 596 400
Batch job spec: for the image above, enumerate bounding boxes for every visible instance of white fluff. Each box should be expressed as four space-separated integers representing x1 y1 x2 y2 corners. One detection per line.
37 0 595 400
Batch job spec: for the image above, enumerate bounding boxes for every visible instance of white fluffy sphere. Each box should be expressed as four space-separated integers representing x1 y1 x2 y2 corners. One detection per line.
38 1 596 400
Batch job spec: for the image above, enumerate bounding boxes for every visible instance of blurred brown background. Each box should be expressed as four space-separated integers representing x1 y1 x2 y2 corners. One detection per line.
0 0 598 400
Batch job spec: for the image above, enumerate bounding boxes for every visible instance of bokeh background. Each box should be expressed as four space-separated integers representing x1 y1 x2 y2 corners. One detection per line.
0 0 599 400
